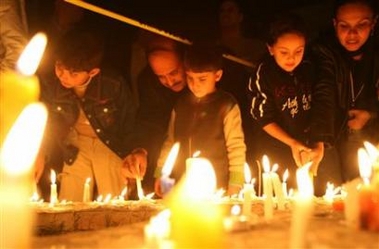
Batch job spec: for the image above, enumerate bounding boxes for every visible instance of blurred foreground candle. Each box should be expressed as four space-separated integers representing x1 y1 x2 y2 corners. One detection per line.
167 158 223 248
262 155 274 220
0 104 48 248
0 33 47 249
289 162 314 249
223 204 250 232
0 33 47 143
160 142 180 196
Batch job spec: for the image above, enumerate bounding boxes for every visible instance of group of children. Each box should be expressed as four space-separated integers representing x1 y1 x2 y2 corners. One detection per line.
35 0 378 201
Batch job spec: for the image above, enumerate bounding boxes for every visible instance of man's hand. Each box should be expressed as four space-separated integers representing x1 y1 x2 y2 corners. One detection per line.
347 109 371 130
122 148 147 179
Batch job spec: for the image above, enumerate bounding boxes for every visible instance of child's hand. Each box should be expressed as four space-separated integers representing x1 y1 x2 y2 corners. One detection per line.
122 148 147 179
289 140 311 167
308 142 324 176
347 109 371 130
154 178 162 197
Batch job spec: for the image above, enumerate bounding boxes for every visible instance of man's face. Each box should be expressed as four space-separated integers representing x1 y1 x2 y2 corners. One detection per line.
333 3 376 52
148 50 186 92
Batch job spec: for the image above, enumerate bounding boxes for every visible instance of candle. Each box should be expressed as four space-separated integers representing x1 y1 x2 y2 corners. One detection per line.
289 162 314 249
262 155 274 220
270 164 286 210
0 104 48 248
357 148 379 231
144 209 171 247
243 163 253 216
160 142 180 196
0 34 47 248
83 177 91 203
167 158 223 248
223 204 250 232
0 33 47 144
50 169 58 205
282 169 289 198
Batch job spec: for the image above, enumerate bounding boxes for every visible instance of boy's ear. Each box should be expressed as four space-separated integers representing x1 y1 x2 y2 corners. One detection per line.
89 68 101 78
215 69 223 82
267 44 274 56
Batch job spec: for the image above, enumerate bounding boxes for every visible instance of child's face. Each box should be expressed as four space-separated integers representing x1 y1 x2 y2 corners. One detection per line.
268 33 305 73
55 61 99 88
186 70 222 98
333 3 376 52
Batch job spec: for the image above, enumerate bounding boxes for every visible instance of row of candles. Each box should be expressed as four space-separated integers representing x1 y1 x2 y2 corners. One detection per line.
1 33 378 248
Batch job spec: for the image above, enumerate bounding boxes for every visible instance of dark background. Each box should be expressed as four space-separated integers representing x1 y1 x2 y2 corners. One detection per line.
26 0 335 41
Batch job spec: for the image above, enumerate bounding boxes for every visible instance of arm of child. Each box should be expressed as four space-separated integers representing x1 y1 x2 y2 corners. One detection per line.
262 122 311 167
224 104 245 194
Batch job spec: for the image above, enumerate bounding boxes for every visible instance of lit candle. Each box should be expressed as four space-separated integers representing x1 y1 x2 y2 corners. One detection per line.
50 169 58 205
144 209 171 247
185 150 201 172
83 177 91 203
223 204 251 232
243 163 253 216
0 33 47 142
0 104 48 248
357 148 378 231
0 33 47 248
160 142 180 196
289 162 314 249
282 169 289 198
270 164 285 210
262 155 274 220
168 158 223 248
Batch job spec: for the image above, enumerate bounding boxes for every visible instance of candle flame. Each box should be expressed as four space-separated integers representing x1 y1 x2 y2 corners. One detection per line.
283 169 289 182
262 155 270 173
161 142 180 177
271 163 278 173
358 148 372 184
192 151 201 158
17 33 47 76
85 177 91 185
183 158 216 200
363 141 379 163
1 103 48 175
296 162 313 197
50 169 56 184
231 204 241 216
244 163 251 183
120 186 127 197
251 178 256 185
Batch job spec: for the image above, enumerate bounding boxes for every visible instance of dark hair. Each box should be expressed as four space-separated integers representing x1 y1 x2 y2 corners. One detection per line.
55 26 104 72
184 43 223 72
266 12 308 46
332 0 378 18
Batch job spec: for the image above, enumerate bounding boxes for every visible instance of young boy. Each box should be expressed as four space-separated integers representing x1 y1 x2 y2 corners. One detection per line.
154 43 246 196
38 27 145 202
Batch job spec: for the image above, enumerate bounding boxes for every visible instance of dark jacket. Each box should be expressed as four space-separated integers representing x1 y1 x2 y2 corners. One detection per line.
248 54 331 145
40 69 137 165
311 34 379 142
